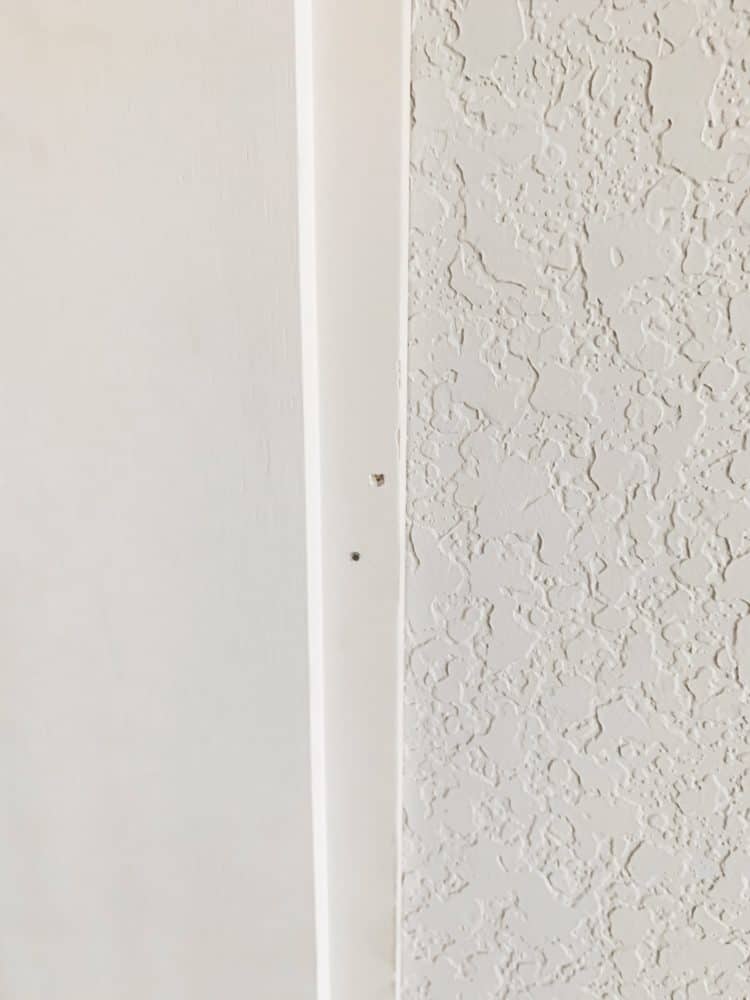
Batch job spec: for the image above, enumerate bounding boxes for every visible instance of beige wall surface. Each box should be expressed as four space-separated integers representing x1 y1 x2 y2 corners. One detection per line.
404 2 750 998
0 3 315 998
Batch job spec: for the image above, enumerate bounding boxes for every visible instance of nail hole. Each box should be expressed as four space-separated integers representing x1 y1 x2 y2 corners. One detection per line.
350 551 361 562
369 473 385 487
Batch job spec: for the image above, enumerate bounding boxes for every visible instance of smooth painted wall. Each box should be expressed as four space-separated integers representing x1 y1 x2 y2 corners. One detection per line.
0 3 315 998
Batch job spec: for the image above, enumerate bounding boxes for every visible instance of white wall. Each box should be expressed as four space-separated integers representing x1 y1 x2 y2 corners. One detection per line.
0 4 316 998
404 2 750 998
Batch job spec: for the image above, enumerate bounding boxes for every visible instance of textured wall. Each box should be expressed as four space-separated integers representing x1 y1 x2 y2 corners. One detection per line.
404 1 750 997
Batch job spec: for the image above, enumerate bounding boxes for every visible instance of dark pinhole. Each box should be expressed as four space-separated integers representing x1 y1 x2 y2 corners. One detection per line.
350 551 361 562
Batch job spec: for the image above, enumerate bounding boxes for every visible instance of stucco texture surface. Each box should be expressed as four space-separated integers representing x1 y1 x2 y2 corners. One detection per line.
403 1 750 997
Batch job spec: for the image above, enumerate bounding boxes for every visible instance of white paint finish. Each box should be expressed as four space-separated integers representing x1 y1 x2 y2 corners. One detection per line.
0 4 316 998
405 2 750 998
294 1 330 997
311 0 408 997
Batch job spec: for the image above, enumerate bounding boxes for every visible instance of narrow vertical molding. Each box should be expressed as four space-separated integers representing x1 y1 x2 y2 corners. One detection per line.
311 1 408 997
394 0 412 992
294 0 330 997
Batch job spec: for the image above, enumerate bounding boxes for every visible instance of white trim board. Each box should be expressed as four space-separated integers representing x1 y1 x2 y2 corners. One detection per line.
299 0 409 996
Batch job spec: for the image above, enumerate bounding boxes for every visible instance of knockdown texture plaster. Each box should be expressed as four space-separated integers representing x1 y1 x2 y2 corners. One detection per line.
404 1 750 997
